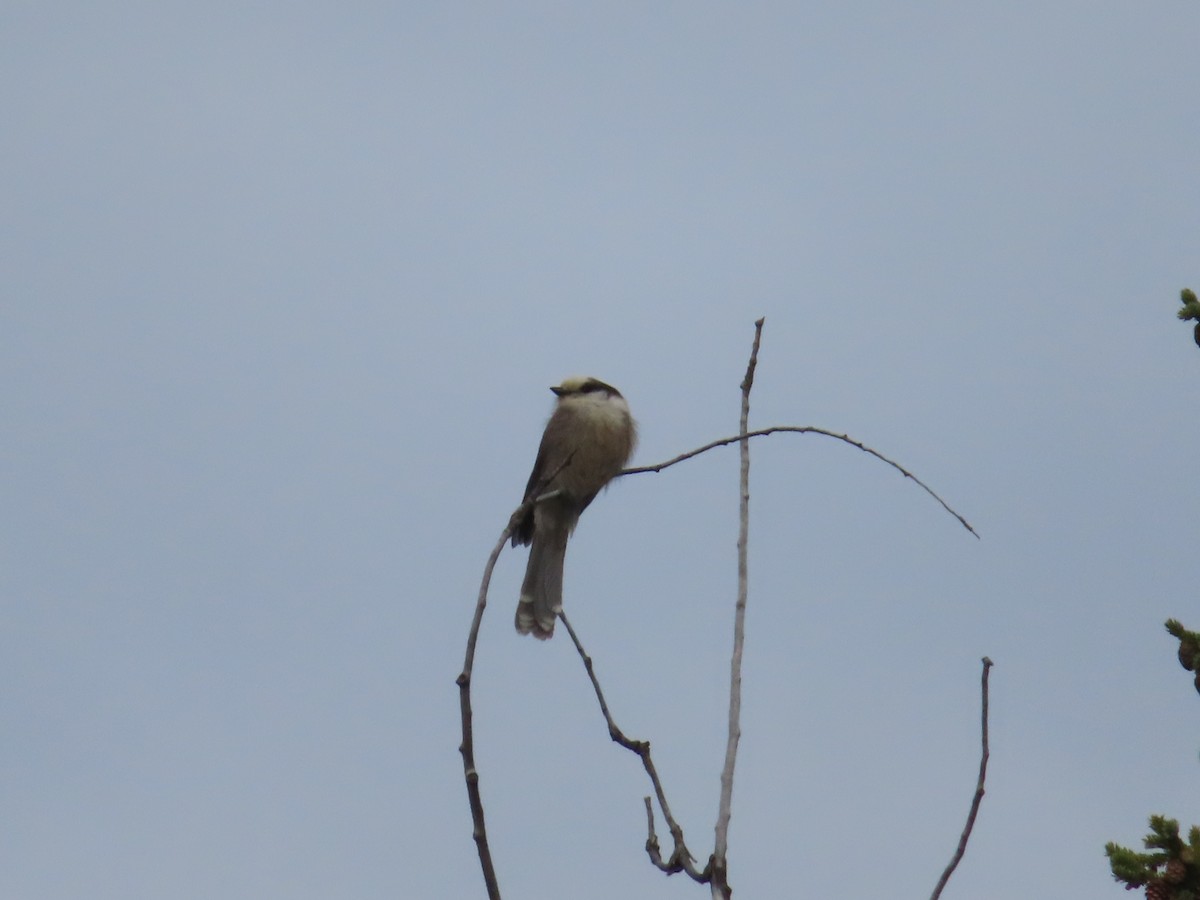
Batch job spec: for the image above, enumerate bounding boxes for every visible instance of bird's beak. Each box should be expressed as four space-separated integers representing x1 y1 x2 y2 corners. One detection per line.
549 386 565 396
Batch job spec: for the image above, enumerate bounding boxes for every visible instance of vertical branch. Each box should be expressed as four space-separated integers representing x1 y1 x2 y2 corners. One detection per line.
930 656 995 900
457 526 518 900
712 317 765 897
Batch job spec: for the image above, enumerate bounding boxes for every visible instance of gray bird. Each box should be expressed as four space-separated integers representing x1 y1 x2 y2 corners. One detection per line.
512 376 636 639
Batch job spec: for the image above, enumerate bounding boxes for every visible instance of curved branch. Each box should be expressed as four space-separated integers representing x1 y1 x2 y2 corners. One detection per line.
457 458 577 900
930 657 995 900
621 426 977 538
456 522 510 900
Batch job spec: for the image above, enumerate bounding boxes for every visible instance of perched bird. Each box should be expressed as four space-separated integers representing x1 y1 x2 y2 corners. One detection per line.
512 376 636 639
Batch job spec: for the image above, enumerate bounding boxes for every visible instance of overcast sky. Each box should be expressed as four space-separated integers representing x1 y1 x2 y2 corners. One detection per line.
4 3 1200 898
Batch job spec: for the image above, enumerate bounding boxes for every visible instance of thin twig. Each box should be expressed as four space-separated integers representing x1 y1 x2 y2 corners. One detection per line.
710 317 764 897
559 610 710 882
643 798 666 870
456 526 511 900
621 426 977 538
930 656 995 900
457 457 577 900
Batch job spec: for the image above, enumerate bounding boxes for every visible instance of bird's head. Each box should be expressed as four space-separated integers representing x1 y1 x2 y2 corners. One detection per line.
550 376 622 398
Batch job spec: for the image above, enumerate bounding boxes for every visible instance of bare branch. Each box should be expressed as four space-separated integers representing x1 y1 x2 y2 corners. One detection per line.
930 656 995 900
456 525 510 900
711 317 764 897
457 457 578 900
621 426 978 539
460 342 979 900
559 610 710 883
643 798 667 870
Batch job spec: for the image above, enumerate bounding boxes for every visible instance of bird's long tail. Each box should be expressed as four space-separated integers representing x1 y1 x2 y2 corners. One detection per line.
515 527 568 639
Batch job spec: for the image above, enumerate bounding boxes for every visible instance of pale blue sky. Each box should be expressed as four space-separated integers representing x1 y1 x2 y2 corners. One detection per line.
4 3 1199 898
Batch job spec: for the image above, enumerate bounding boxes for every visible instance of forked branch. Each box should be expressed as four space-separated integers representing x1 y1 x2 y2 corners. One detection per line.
461 323 981 899
559 611 710 882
